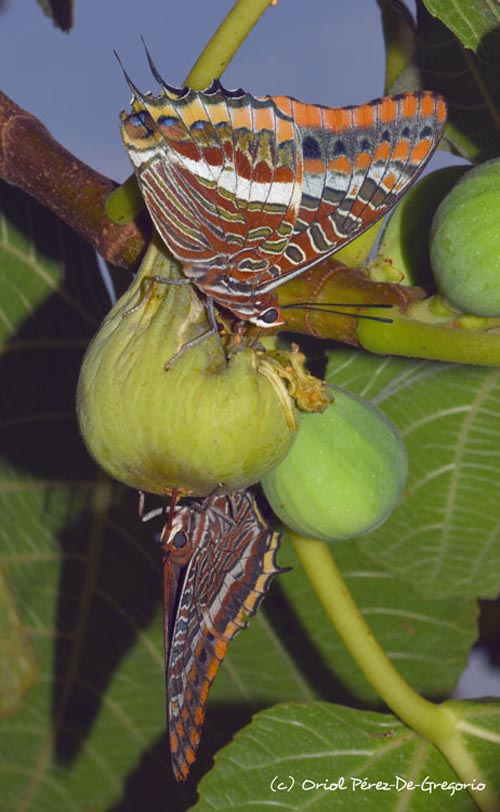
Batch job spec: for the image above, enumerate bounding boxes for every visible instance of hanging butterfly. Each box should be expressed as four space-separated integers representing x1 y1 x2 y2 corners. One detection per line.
119 57 447 329
156 489 282 782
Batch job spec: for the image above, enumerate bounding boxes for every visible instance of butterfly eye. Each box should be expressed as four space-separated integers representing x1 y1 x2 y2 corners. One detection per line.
172 530 188 549
259 307 281 325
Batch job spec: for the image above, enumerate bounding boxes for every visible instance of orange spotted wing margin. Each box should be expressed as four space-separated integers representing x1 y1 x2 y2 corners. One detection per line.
159 489 283 782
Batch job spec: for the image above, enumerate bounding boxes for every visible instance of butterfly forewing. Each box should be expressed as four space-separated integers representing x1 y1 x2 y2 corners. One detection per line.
260 91 447 292
161 490 281 782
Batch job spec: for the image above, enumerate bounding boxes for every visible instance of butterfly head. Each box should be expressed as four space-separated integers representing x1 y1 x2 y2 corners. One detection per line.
161 509 196 566
196 277 286 329
226 277 287 329
249 303 285 329
216 298 285 329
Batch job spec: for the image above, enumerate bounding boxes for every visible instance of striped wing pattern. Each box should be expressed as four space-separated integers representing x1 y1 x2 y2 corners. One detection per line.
161 490 281 782
121 77 447 325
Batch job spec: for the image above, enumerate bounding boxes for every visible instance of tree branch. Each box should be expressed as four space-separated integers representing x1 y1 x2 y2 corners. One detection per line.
0 90 150 267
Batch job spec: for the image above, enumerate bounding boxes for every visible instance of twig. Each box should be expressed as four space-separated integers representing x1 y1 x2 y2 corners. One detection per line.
0 90 150 267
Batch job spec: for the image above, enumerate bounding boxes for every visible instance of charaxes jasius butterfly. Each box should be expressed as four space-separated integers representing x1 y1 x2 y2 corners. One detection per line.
155 489 282 782
119 58 447 329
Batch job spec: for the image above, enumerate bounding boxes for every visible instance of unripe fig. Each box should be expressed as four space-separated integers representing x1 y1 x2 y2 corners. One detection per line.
262 387 407 541
371 166 468 285
77 240 299 497
430 160 500 316
333 220 385 268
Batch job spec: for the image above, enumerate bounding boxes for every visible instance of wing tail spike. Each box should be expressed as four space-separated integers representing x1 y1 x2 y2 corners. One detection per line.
113 49 145 100
140 35 165 85
139 35 188 98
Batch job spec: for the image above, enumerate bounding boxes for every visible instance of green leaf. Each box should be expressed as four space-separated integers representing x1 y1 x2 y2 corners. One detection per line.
379 0 500 163
35 0 74 31
325 349 500 600
193 702 500 811
421 0 500 55
105 177 145 226
0 567 37 716
386 1 500 162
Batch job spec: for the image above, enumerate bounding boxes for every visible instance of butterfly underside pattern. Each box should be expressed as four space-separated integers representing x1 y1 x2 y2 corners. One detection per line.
120 75 447 326
160 490 282 782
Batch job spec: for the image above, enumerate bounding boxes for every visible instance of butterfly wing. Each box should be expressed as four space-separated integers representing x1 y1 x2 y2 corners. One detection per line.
259 91 447 292
121 79 446 322
165 491 281 782
120 82 302 275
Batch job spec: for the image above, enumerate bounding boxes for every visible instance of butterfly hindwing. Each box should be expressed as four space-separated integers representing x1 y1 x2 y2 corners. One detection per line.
121 84 301 274
161 490 281 782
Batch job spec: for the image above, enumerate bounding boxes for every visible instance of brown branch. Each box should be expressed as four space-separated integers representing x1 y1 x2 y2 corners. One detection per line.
0 90 149 267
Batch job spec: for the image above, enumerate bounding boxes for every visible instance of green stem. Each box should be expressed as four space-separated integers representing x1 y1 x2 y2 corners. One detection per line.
290 534 449 736
289 533 498 812
358 315 500 367
185 0 275 88
438 731 500 812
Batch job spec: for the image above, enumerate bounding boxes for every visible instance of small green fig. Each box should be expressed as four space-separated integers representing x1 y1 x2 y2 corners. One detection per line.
77 240 298 497
261 387 407 541
370 166 468 286
430 160 500 316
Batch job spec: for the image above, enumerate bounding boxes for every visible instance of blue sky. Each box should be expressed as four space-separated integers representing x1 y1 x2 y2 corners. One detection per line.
2 0 389 179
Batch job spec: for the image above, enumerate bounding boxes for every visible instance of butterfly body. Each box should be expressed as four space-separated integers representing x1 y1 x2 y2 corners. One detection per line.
120 78 447 326
160 490 282 781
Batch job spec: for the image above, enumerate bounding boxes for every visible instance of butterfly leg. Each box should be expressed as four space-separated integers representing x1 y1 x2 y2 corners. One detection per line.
164 297 220 371
122 274 193 319
121 272 222 369
194 487 238 528
138 490 168 525
138 488 184 526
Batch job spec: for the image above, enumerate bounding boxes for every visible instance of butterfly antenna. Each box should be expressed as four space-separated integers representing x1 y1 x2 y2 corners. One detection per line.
282 301 394 324
113 49 144 99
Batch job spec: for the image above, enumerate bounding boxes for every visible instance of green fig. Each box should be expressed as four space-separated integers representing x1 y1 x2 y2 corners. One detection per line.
262 387 407 541
430 160 500 316
77 240 299 497
370 166 468 285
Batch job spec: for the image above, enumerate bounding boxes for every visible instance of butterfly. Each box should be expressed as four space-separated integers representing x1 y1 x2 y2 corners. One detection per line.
119 60 447 329
157 489 282 781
